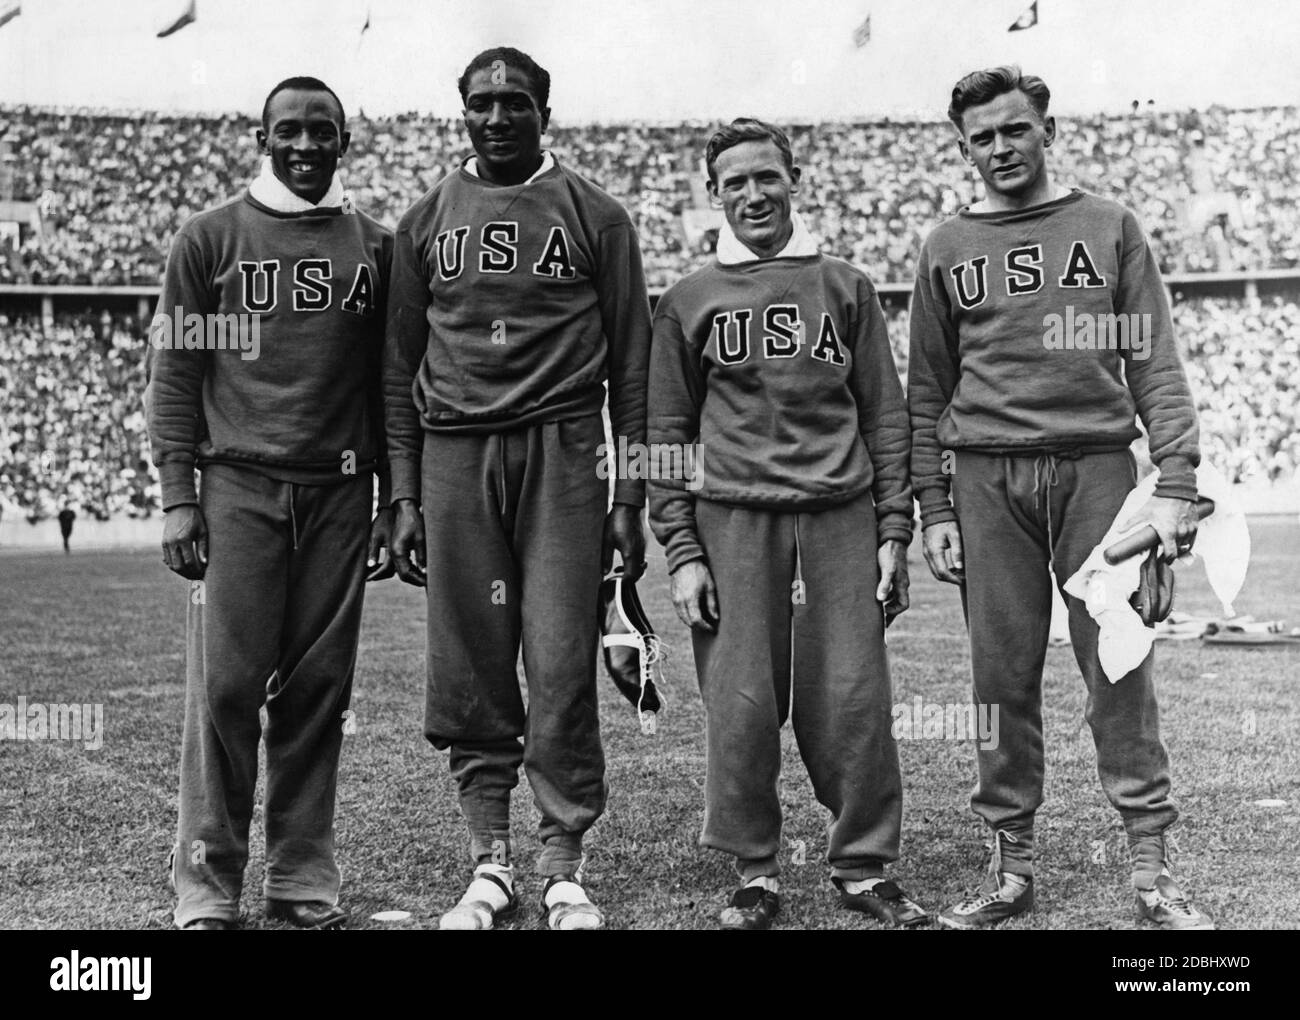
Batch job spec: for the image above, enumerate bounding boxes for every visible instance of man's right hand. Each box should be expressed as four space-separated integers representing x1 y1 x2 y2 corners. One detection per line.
669 559 718 633
390 498 427 587
162 504 208 580
921 520 965 585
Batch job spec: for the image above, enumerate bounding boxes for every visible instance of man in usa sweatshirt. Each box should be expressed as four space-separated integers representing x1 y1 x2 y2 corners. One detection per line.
147 77 392 931
649 118 926 931
384 47 651 930
909 66 1211 930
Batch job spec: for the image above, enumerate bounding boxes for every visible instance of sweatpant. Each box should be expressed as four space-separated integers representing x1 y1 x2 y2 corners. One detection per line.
951 449 1178 876
421 415 608 878
691 492 902 883
173 464 370 928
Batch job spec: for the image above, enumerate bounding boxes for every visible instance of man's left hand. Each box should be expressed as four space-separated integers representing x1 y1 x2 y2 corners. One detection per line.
366 506 396 582
877 539 910 627
602 503 646 581
1120 495 1198 562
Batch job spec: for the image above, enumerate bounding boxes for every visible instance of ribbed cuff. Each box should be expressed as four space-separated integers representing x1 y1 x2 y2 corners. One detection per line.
159 459 198 510
916 484 954 529
612 478 646 508
388 455 420 504
918 485 958 528
1152 455 1198 502
876 512 914 547
665 535 706 575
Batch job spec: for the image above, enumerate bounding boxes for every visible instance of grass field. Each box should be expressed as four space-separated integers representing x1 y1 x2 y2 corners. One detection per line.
1 519 1297 931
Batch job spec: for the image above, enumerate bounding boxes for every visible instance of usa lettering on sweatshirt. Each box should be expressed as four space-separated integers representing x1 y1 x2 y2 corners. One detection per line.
147 193 392 510
648 253 912 573
908 189 1200 527
383 157 652 507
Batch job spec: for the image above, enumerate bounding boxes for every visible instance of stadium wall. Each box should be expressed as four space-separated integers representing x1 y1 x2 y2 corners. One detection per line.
0 511 156 551
6 268 1300 307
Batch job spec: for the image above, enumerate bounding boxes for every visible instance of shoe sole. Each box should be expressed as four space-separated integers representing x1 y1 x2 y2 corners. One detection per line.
937 896 1034 930
542 903 604 931
719 916 773 931
439 899 520 930
1136 908 1216 931
936 912 1030 930
937 913 988 930
840 899 930 928
719 907 777 930
265 903 347 930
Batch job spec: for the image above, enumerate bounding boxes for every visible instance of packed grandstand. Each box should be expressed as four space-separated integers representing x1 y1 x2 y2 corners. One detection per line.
0 104 1297 521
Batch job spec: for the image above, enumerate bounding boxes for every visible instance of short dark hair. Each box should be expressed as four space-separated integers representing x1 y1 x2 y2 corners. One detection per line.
457 47 551 110
948 65 1050 131
704 117 796 185
261 76 345 132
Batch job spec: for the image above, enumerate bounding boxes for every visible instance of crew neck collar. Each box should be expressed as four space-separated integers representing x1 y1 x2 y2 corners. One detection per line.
716 210 820 265
960 187 1083 221
462 150 556 186
248 156 351 214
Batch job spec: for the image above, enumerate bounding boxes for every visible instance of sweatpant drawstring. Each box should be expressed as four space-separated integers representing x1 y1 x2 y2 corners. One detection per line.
1033 455 1061 569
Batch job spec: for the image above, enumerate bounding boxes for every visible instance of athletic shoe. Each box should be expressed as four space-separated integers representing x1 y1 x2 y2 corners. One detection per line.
1137 873 1215 930
439 866 519 930
265 899 347 930
539 874 604 931
719 885 780 930
938 828 1034 929
176 917 237 930
937 870 1033 929
833 877 930 927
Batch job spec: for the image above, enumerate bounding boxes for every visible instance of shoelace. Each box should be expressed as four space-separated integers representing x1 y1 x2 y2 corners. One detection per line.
955 888 1006 912
638 633 668 734
1164 894 1196 916
1144 882 1195 916
990 827 1019 874
955 829 1022 911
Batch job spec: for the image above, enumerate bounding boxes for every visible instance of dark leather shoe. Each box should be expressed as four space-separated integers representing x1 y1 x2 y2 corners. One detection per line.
719 885 780 930
265 899 347 930
177 917 238 930
834 878 930 927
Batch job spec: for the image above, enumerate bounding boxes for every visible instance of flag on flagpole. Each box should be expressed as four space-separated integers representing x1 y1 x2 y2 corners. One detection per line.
0 2 22 31
852 13 871 47
157 0 197 39
355 5 372 57
1008 1 1038 31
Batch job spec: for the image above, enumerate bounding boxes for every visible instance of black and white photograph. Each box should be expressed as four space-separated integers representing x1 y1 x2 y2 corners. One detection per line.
0 0 1294 988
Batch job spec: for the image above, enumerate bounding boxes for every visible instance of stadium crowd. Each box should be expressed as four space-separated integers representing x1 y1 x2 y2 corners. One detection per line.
0 312 157 522
0 104 1297 520
1 104 1297 288
1177 296 1300 484
3 296 1295 521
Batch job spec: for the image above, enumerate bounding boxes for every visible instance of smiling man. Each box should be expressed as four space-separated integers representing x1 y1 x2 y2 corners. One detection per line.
385 47 651 930
649 119 924 930
908 67 1210 929
147 76 393 929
